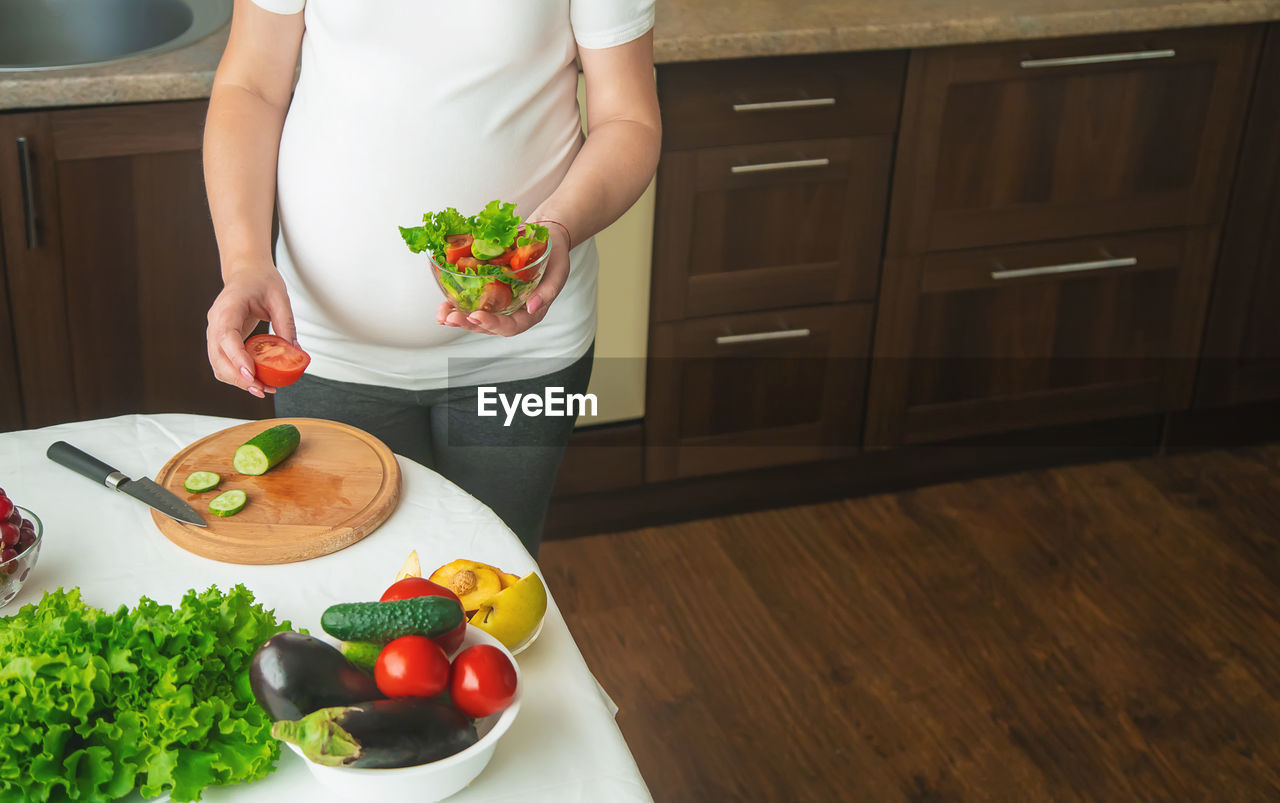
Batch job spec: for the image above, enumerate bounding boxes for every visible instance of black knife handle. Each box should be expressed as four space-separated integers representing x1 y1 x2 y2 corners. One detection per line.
47 441 124 487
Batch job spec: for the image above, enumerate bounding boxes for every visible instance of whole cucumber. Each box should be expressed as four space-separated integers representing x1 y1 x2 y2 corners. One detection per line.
321 595 464 642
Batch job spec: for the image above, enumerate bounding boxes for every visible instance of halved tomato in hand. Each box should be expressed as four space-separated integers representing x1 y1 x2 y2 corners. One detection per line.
444 233 474 264
245 334 310 388
381 577 466 653
477 281 513 312
375 635 451 698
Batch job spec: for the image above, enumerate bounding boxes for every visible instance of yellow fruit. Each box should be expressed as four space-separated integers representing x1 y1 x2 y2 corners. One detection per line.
499 572 520 589
394 550 422 582
469 572 548 649
429 559 504 612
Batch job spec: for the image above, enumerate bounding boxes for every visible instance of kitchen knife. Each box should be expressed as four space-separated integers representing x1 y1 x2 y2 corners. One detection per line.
46 441 208 527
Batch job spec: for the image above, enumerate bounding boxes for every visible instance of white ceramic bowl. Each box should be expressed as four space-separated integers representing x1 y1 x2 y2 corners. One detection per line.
287 627 522 802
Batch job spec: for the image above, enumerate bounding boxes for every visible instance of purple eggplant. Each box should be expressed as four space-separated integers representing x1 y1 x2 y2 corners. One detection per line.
250 631 383 721
272 698 478 768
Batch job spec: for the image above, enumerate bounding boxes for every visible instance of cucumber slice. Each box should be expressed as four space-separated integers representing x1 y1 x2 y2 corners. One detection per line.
183 471 221 493
233 423 301 475
470 237 506 259
209 489 248 517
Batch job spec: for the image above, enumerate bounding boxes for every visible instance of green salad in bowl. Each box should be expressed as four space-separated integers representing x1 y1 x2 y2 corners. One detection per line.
400 201 552 315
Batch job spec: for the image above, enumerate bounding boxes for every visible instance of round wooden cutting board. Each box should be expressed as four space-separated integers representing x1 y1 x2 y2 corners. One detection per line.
151 417 401 564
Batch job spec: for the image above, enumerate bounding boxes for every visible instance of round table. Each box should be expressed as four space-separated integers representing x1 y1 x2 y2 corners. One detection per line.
0 413 651 803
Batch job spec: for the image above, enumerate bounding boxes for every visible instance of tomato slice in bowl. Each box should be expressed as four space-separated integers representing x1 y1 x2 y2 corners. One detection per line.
444 233 474 264
245 334 311 388
508 241 546 282
477 281 514 313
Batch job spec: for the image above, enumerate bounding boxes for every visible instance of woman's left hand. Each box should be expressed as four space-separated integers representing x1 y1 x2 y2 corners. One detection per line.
436 221 570 337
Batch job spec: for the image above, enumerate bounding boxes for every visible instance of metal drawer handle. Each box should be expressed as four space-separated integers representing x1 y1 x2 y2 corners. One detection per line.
732 98 837 112
991 257 1138 280
731 158 830 175
16 137 39 249
1020 49 1176 69
715 328 811 345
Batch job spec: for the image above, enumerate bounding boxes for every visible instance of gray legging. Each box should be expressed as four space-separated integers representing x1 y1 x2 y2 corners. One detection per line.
274 343 594 556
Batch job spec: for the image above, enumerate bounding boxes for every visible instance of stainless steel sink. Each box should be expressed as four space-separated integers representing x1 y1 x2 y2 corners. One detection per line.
0 0 232 71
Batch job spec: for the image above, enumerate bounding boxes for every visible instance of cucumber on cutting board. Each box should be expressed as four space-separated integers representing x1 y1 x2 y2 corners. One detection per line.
183 471 221 493
209 489 248 517
233 424 301 475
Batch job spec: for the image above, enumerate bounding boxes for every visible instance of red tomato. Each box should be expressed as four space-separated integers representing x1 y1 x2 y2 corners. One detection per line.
444 233 474 264
380 577 466 653
454 256 480 271
485 248 515 267
449 645 518 718
245 334 311 388
375 635 451 698
477 282 513 312
507 241 546 282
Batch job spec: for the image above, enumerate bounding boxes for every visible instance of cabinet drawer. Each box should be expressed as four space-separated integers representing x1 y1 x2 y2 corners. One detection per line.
652 135 893 321
888 26 1260 254
866 228 1218 446
658 51 907 150
646 303 873 481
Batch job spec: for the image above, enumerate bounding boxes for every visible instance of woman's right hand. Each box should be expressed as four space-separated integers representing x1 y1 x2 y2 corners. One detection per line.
206 261 298 398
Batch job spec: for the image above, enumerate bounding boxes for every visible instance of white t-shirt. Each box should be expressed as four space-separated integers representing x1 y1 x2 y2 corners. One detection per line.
247 0 655 389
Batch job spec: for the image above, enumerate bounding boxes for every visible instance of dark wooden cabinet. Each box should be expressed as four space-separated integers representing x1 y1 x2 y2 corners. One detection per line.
0 101 270 429
646 303 873 481
647 52 905 475
866 26 1261 448
1196 24 1280 407
886 26 1261 254
0 239 22 431
651 136 892 321
867 228 1219 445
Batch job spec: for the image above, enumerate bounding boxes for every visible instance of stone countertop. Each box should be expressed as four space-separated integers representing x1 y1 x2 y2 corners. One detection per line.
2 0 1279 111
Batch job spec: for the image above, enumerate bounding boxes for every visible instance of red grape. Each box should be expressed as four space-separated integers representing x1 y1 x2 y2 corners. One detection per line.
6 508 16 525
16 532 34 553
0 497 12 521
0 523 17 548
1 547 16 562
18 518 33 537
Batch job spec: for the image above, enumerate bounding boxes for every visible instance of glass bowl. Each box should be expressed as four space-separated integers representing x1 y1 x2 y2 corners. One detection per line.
0 507 42 610
428 238 552 316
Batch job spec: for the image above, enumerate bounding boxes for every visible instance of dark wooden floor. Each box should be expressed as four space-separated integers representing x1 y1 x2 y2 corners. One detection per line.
540 445 1280 803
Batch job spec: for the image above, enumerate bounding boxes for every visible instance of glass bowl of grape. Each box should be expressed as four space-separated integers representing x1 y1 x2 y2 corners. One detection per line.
0 492 42 610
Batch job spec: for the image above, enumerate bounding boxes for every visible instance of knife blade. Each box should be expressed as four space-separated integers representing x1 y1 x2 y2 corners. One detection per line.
46 441 208 527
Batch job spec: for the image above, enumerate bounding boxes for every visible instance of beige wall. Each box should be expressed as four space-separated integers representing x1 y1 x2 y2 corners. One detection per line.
577 75 653 425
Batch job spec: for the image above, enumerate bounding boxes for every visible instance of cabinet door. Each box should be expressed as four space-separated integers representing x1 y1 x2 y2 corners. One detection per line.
1196 25 1280 407
658 51 906 150
0 235 22 431
888 26 1260 254
646 303 872 481
652 136 893 321
0 103 271 427
866 229 1217 446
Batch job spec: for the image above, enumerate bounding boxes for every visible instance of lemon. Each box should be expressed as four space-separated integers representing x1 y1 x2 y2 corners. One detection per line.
469 572 548 648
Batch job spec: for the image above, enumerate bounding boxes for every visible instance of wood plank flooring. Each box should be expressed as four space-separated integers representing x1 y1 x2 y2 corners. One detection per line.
539 445 1280 802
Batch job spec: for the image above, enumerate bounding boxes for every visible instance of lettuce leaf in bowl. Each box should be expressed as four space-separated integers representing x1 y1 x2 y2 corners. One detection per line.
399 206 473 265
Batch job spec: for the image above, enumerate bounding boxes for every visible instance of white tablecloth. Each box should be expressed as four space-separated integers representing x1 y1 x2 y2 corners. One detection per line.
0 414 651 803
